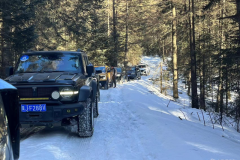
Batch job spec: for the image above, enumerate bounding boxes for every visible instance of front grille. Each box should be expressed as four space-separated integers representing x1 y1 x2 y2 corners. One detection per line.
18 87 58 98
38 87 58 97
18 88 33 98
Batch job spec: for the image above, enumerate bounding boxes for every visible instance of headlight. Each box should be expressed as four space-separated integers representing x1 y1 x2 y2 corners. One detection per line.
51 91 60 99
60 87 78 98
100 75 106 80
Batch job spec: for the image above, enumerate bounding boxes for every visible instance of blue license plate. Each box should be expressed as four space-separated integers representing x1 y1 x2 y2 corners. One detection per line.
21 104 46 112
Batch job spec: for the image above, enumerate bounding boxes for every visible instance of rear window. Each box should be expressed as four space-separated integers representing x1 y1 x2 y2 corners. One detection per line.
95 67 106 73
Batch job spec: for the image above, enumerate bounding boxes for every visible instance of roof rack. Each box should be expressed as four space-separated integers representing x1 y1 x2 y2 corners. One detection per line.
77 49 84 52
27 49 34 52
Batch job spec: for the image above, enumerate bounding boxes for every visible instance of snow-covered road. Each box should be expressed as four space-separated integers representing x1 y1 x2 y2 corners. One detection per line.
19 57 240 160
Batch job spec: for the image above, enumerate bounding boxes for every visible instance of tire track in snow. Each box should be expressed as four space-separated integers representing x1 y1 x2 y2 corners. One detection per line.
107 86 151 160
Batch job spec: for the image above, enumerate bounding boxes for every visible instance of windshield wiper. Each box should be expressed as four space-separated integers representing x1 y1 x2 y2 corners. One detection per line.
17 71 40 73
40 70 65 73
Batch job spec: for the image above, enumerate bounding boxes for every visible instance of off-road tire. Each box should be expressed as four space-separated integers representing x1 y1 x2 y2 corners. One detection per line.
93 91 99 118
78 98 94 137
97 89 100 102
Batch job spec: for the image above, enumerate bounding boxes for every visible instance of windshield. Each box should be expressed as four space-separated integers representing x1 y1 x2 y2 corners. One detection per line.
16 53 81 73
95 66 106 73
139 65 146 68
130 67 135 71
116 68 122 72
127 67 135 71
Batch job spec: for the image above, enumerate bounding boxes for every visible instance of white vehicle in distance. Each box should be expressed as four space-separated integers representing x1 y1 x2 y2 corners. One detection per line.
138 63 150 76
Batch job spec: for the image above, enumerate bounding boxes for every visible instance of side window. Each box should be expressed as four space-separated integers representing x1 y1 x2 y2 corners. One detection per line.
81 55 87 74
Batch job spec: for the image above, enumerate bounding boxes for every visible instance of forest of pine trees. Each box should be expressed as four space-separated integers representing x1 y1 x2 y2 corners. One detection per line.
0 0 240 131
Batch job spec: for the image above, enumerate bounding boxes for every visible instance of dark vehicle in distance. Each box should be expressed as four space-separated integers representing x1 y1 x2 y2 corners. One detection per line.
126 66 141 81
0 79 20 160
5 50 100 137
115 67 123 84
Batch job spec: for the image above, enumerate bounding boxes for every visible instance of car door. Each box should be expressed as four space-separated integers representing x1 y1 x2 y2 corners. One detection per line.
106 66 111 81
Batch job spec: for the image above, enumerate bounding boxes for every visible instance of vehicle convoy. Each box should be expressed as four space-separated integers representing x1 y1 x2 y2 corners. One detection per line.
115 67 123 84
0 79 20 160
138 63 150 76
94 66 113 89
5 50 100 137
126 66 141 81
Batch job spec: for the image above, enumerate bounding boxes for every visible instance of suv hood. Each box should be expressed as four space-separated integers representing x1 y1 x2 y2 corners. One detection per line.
96 70 103 74
6 72 78 83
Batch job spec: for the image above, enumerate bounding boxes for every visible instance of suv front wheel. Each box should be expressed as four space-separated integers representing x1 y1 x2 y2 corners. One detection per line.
78 98 94 137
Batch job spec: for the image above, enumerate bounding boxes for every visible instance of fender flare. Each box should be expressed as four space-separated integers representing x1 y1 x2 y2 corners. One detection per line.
78 85 92 102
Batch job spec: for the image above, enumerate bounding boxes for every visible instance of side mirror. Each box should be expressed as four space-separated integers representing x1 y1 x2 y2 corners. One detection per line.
86 65 94 77
5 66 14 77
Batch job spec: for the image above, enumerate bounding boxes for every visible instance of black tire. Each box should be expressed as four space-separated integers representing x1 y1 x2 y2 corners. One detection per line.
104 80 109 90
97 89 100 102
78 98 94 137
13 127 20 159
93 91 99 118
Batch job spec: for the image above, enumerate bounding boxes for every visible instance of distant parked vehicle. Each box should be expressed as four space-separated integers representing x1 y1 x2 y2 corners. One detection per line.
126 66 141 81
138 63 150 76
95 66 113 89
0 79 20 160
115 67 124 84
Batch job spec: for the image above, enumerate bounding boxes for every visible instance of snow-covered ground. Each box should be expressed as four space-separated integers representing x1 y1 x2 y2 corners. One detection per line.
19 56 240 160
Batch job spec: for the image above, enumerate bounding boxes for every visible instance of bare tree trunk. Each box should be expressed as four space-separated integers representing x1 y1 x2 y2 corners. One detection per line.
200 55 206 110
188 70 191 96
172 5 178 98
160 62 163 93
190 0 198 108
217 2 224 119
188 0 192 97
199 9 206 111
226 66 229 114
236 0 240 45
123 0 128 68
108 0 110 37
162 40 165 62
112 0 118 66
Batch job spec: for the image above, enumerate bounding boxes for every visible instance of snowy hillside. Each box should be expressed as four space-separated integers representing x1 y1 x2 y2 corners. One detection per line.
19 56 240 160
